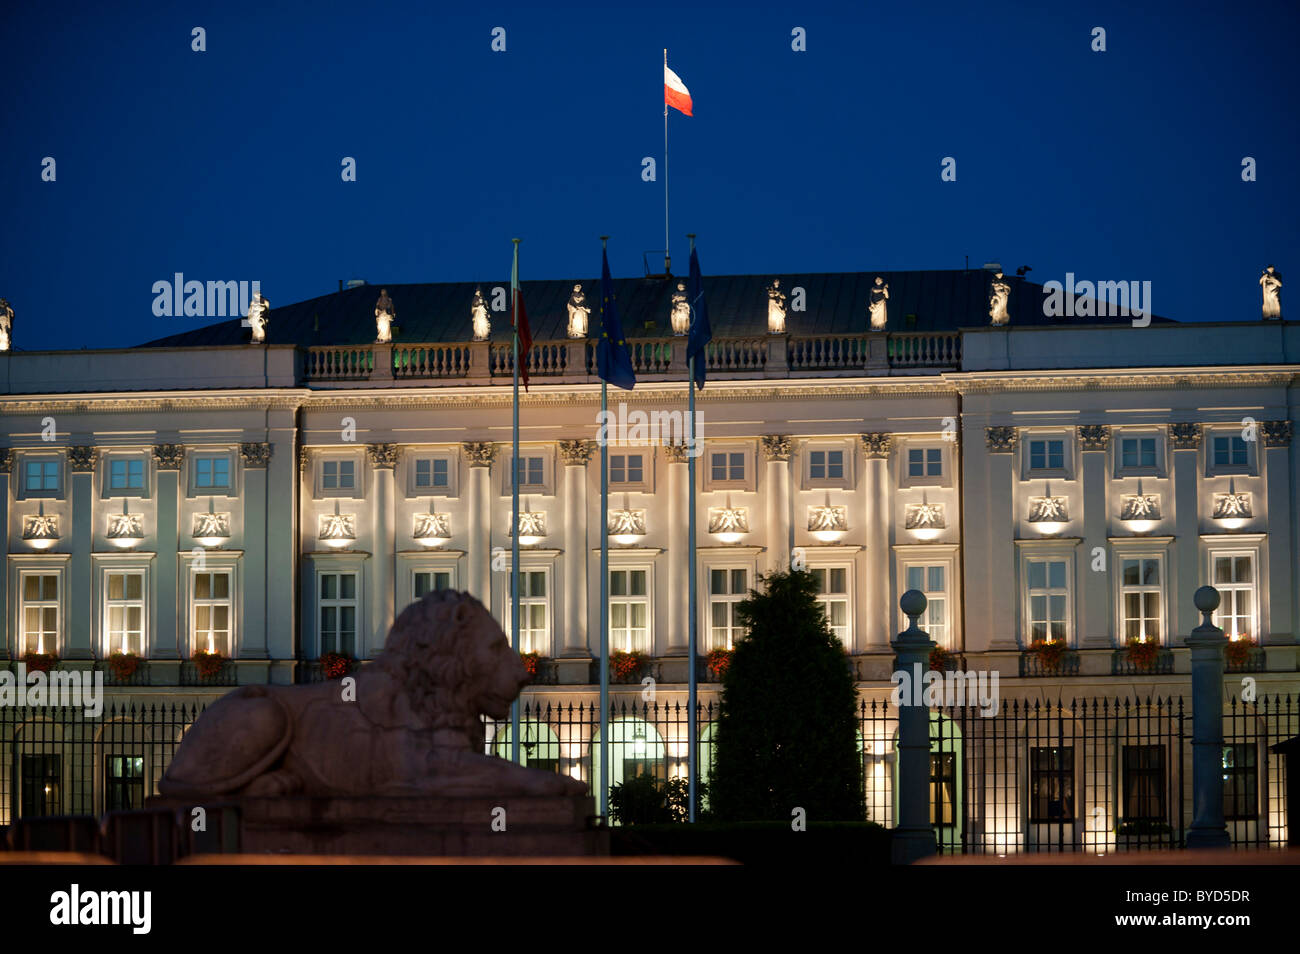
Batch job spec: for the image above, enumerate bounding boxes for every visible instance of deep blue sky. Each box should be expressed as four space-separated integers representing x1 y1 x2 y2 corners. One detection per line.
2 0 1297 351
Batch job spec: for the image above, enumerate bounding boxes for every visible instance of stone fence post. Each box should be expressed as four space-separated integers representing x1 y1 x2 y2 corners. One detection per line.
1186 585 1231 849
891 590 937 863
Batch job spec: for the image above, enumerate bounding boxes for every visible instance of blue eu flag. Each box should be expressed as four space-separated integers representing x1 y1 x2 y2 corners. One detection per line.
596 249 636 390
686 246 712 390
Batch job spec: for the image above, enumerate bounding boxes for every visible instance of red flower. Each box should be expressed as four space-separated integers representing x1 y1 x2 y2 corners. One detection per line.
519 652 542 680
23 652 59 675
610 651 649 683
192 651 225 678
706 649 733 679
1224 638 1255 667
319 652 353 680
108 652 141 680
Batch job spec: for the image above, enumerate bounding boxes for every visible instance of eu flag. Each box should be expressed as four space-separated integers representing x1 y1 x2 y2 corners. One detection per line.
596 249 636 390
686 245 712 389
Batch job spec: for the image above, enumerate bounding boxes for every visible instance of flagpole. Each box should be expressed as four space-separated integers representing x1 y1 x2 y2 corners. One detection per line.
599 236 611 818
510 238 521 766
686 232 698 823
663 48 670 276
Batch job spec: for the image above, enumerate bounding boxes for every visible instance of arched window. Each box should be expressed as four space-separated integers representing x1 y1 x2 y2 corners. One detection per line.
591 717 666 800
490 720 560 775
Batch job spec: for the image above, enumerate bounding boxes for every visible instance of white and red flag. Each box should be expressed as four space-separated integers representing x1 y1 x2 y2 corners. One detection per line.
664 61 692 116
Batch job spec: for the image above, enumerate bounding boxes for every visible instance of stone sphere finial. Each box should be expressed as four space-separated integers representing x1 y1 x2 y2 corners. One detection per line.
900 589 928 622
1194 585 1220 625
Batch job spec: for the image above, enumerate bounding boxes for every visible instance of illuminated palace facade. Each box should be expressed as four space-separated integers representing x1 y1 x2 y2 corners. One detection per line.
1 267 1297 846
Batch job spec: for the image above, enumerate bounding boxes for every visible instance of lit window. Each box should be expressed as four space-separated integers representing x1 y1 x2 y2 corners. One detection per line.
708 568 748 650
105 571 145 655
1222 744 1258 821
905 565 947 646
809 450 845 480
322 460 354 490
105 756 145 812
610 454 644 484
195 457 231 489
1120 558 1162 643
415 458 449 489
21 574 59 655
710 452 744 482
811 566 850 644
1213 555 1254 641
1029 439 1065 471
1120 438 1157 469
507 570 550 654
24 460 59 492
907 448 942 478
1026 559 1068 643
1122 745 1167 823
1213 436 1248 468
609 569 649 653
513 457 545 489
1029 747 1075 823
414 570 452 598
110 459 145 490
930 752 957 828
319 572 357 656
193 570 232 655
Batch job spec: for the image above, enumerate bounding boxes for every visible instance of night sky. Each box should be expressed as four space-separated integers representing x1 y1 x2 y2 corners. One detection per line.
2 0 1297 351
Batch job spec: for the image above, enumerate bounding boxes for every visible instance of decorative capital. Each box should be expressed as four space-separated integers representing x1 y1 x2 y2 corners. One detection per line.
559 439 597 466
68 446 98 472
366 443 400 468
0 448 11 475
240 442 273 467
1077 425 1109 451
153 443 185 470
860 432 892 459
463 441 497 467
1169 423 1201 450
298 445 310 469
984 426 1018 452
761 435 792 461
664 443 691 464
1260 421 1293 448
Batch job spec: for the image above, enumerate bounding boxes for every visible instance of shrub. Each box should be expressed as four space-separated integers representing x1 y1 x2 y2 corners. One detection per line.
709 569 863 822
609 774 709 825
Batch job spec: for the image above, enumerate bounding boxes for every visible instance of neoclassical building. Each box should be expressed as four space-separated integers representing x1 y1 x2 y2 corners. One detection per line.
1 267 1297 843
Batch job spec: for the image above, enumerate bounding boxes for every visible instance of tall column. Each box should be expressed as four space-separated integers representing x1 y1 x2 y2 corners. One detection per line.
1078 426 1112 648
463 442 496 606
861 433 893 649
559 440 594 654
761 435 792 575
1261 422 1294 644
0 451 10 659
152 445 184 659
1170 424 1202 639
982 427 1018 650
265 429 296 664
66 446 97 659
367 444 399 655
665 443 689 653
892 591 937 864
1185 586 1230 849
239 443 273 659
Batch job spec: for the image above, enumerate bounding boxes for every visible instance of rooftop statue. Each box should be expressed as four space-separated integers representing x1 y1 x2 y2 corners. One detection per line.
1261 265 1282 320
989 271 1011 325
158 590 586 798
471 287 491 341
868 276 889 330
0 298 12 351
566 283 589 338
767 279 787 334
375 288 395 343
670 281 690 336
246 292 270 343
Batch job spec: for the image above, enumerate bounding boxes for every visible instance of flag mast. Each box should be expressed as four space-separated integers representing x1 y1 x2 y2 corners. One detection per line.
686 232 698 823
663 48 670 276
510 237 521 766
598 235 611 817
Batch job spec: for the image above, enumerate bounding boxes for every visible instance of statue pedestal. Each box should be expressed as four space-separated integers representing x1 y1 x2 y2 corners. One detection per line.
149 794 606 858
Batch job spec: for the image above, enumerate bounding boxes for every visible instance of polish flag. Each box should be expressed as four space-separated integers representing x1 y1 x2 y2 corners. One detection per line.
664 63 693 116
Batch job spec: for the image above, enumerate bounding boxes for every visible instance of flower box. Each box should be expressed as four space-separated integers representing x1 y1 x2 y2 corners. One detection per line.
22 652 59 675
191 651 226 679
610 651 650 684
108 652 142 680
319 652 354 680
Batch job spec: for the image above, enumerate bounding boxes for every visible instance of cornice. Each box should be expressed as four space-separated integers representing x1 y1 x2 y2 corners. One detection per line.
947 368 1300 395
0 390 310 415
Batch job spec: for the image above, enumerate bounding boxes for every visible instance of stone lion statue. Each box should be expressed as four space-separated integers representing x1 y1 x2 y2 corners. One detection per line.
158 590 586 799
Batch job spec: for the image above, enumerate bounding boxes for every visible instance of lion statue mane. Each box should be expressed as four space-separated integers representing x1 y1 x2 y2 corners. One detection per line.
158 590 586 799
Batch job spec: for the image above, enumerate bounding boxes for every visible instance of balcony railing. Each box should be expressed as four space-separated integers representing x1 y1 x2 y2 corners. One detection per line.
180 660 237 686
1110 648 1175 676
302 331 961 384
1018 651 1081 677
1225 648 1267 673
